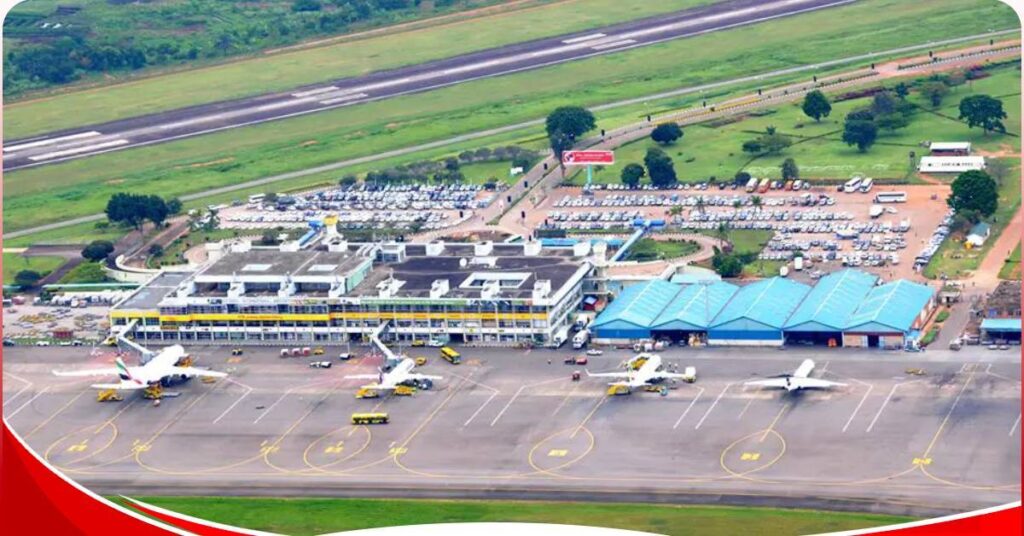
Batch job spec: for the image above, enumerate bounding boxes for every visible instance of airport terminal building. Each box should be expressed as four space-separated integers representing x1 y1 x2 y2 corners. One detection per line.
111 240 590 346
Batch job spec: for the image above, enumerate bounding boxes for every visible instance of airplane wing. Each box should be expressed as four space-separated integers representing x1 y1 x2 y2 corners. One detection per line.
791 377 846 389
90 382 148 390
168 366 227 378
651 371 693 381
53 367 120 378
585 370 631 379
345 374 381 380
405 373 443 381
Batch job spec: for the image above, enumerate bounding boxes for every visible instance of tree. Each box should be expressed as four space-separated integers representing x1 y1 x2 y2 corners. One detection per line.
846 107 874 122
167 198 183 215
920 81 949 108
263 192 279 204
643 148 677 187
694 196 706 215
259 229 280 246
734 171 751 186
741 126 791 155
959 95 1007 134
948 170 998 216
339 175 358 187
292 0 321 11
751 195 763 212
781 158 799 181
14 270 42 290
801 90 831 122
147 196 169 227
894 82 910 100
148 244 164 257
712 253 743 278
81 240 115 262
620 163 645 188
105 193 167 230
650 123 683 145
545 106 596 162
842 119 878 152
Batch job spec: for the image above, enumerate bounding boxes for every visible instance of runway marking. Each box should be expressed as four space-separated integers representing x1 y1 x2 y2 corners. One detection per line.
1010 414 1021 437
740 452 761 461
672 387 703 429
590 39 637 51
551 382 580 417
320 92 370 106
28 139 129 161
291 86 338 98
212 378 253 424
562 33 606 44
866 380 919 433
695 383 732 430
548 449 568 457
759 402 789 443
67 440 89 453
842 383 874 433
4 131 101 153
571 395 606 439
7 387 50 419
489 386 524 427
2 372 32 408
919 368 975 462
253 378 335 424
24 391 86 438
463 391 499 427
737 397 755 420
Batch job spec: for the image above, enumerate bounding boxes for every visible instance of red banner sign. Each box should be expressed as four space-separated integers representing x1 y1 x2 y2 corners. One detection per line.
562 150 614 166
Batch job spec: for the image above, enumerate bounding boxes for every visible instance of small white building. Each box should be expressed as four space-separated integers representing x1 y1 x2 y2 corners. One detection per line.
928 142 971 156
918 156 985 173
967 222 991 247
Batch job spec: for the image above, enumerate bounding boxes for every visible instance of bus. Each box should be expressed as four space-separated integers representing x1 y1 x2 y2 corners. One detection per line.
858 177 874 193
351 413 389 425
247 193 265 205
874 191 907 203
745 177 759 193
440 346 462 365
842 177 862 193
758 178 771 193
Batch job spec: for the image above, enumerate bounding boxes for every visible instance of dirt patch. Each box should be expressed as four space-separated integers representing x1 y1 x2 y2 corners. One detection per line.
300 140 319 147
175 157 236 169
104 178 125 186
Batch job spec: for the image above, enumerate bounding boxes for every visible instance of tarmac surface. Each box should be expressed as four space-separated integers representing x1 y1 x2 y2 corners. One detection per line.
3 344 1019 516
2 0 852 171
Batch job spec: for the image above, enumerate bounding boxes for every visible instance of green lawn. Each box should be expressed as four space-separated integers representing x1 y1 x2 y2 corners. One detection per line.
923 158 1022 279
570 66 1021 185
4 0 1017 234
999 244 1021 280
625 238 700 262
127 497 915 536
722 229 776 256
2 253 66 285
4 0 718 138
149 228 246 268
4 220 131 248
57 262 113 284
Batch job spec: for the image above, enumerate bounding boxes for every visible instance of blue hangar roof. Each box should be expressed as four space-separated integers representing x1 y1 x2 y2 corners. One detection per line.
652 281 738 331
784 269 878 332
592 280 681 330
981 318 1022 333
710 277 810 331
846 280 935 333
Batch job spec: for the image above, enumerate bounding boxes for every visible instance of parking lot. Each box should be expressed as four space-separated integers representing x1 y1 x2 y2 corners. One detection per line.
537 183 950 280
4 344 1018 515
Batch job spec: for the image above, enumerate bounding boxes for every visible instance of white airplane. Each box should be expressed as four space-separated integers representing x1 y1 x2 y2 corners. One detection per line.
586 353 695 392
744 359 846 392
52 344 226 390
345 357 442 391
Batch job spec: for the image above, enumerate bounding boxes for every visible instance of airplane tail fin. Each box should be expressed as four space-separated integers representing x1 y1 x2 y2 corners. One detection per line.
115 357 132 381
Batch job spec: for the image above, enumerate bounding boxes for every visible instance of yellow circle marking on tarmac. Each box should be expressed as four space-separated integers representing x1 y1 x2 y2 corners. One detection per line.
44 421 119 469
719 429 787 481
300 425 373 473
919 464 1023 491
526 426 595 477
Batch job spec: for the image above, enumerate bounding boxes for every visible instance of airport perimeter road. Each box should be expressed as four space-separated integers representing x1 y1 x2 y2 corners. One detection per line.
5 346 1019 517
1 0 853 171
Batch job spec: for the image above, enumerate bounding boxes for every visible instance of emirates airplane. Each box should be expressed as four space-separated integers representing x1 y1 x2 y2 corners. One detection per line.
52 345 227 390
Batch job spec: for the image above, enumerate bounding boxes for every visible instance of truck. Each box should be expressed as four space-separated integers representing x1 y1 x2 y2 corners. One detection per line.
572 329 590 350
758 178 771 193
632 339 666 352
794 256 804 271
550 326 571 348
745 177 759 193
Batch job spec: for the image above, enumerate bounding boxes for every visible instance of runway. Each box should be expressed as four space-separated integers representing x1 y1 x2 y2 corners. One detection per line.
4 345 1019 516
2 0 854 171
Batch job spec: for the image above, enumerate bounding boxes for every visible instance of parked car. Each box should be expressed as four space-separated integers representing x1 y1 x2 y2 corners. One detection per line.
309 361 333 369
338 353 353 361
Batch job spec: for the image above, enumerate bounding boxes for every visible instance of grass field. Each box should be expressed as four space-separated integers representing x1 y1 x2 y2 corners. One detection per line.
923 159 1021 279
999 244 1021 280
128 497 915 536
570 66 1022 185
4 221 129 248
2 253 65 285
57 262 112 284
625 238 700 262
149 228 246 268
5 0 1016 236
3 0 718 137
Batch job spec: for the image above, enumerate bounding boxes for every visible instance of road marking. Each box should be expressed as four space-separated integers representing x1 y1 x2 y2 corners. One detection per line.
320 92 370 106
7 387 50 419
591 39 637 51
2 373 32 408
489 386 525 427
740 452 761 461
25 391 85 438
842 383 874 433
760 402 789 443
28 139 129 161
571 395 606 439
551 382 580 417
4 131 101 153
1010 414 1021 437
67 440 89 453
255 99 311 112
463 391 498 427
252 378 333 424
866 381 919 433
737 397 755 420
212 378 253 424
695 383 732 430
920 369 974 461
562 33 606 44
291 86 339 98
672 387 703 429
547 449 568 457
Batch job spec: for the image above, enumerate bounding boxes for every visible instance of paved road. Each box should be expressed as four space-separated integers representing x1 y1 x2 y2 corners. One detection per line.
2 0 854 171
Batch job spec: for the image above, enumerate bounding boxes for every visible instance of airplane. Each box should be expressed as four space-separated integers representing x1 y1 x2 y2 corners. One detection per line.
586 353 695 394
744 358 846 392
52 344 227 391
344 357 442 392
